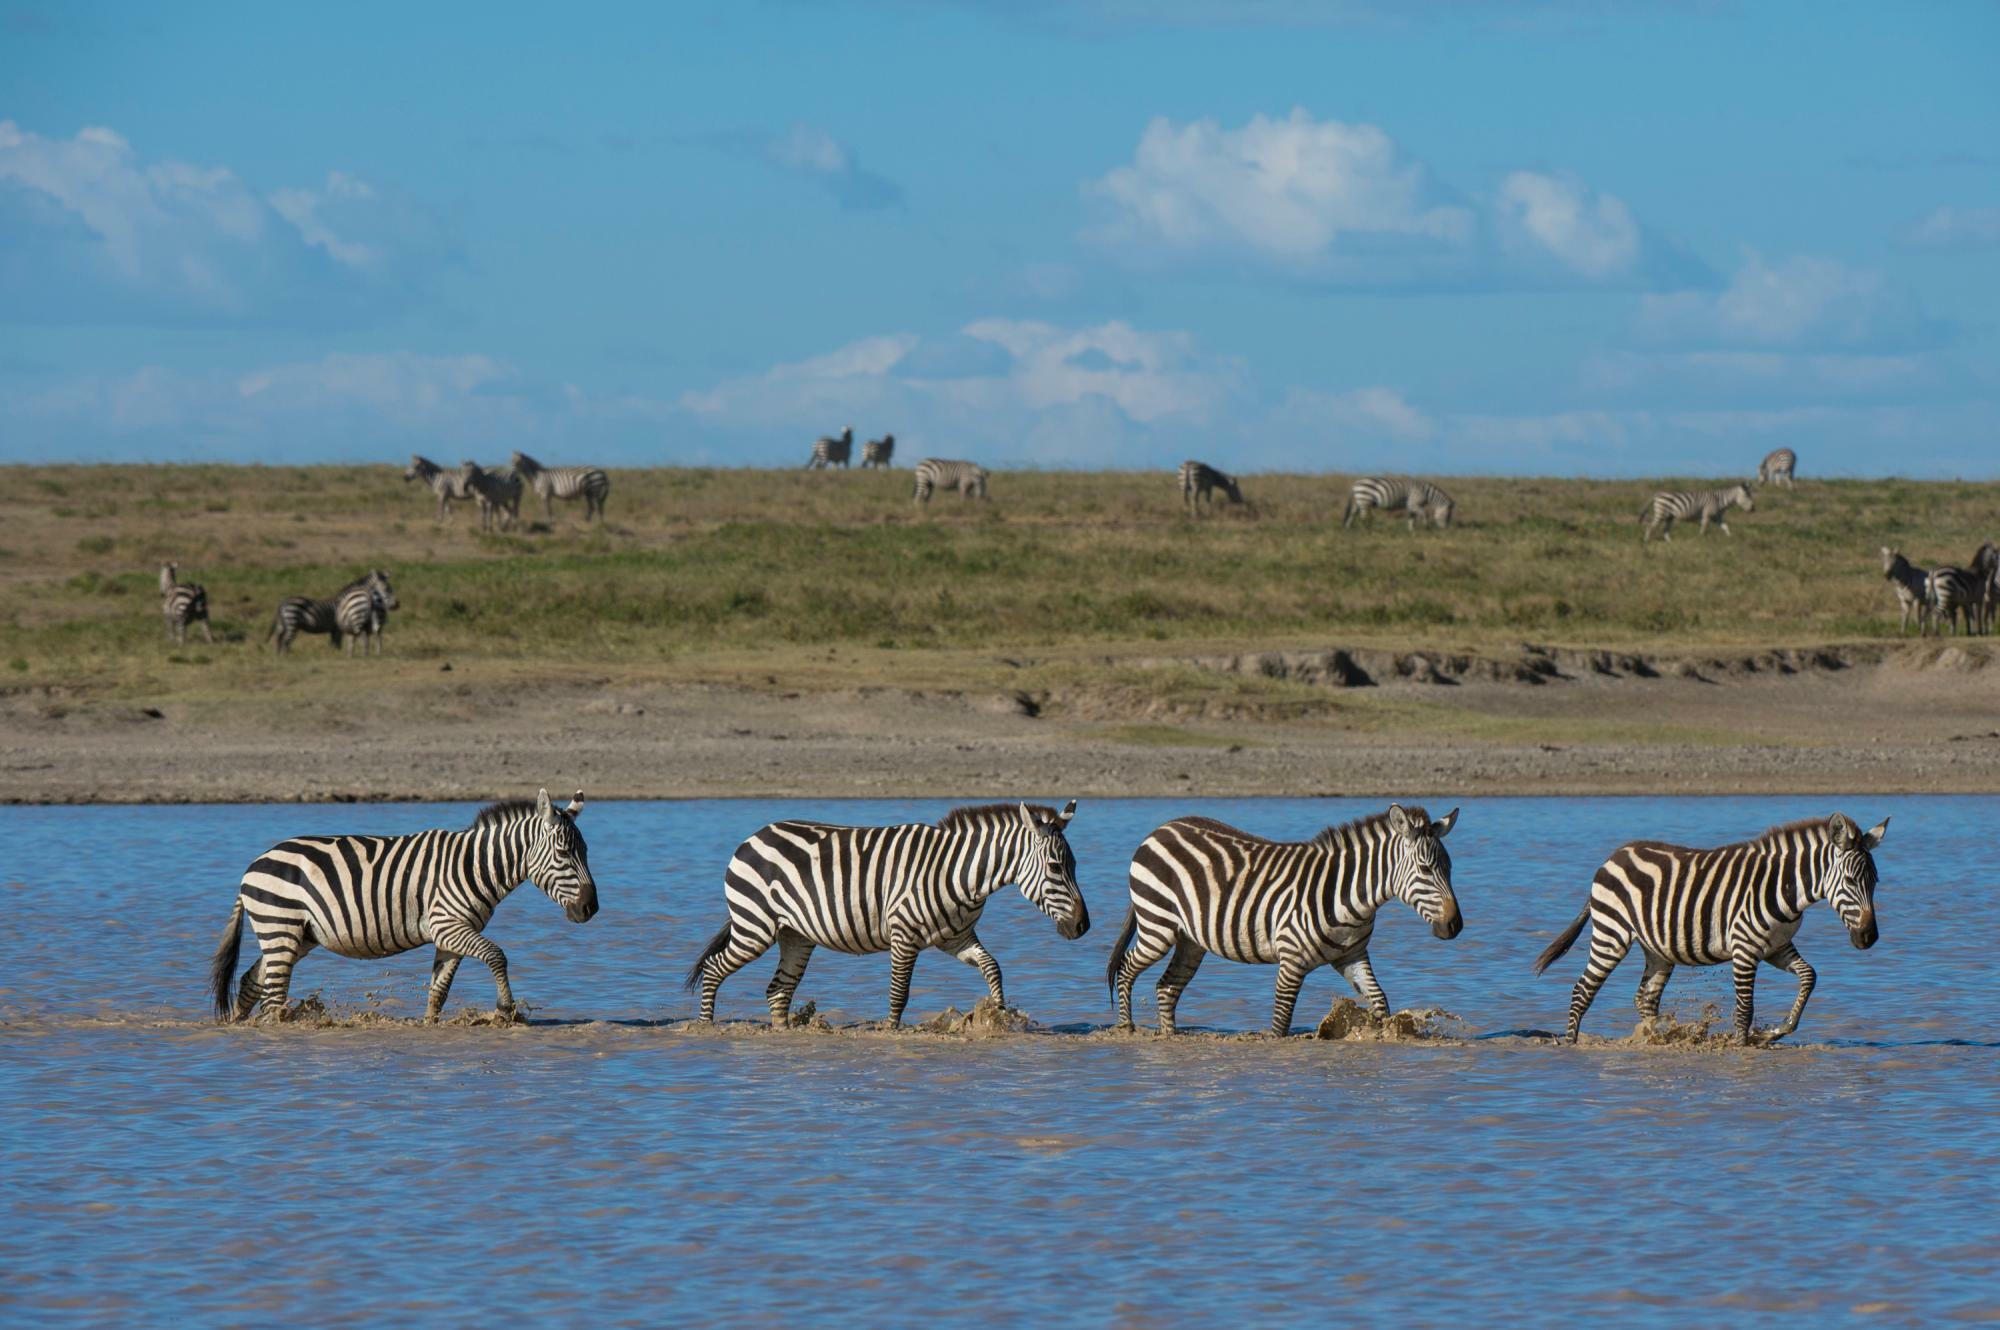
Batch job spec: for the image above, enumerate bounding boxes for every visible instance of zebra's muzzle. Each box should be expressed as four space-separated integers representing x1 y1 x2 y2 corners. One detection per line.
1850 916 1878 950
1432 909 1463 941
1058 899 1090 940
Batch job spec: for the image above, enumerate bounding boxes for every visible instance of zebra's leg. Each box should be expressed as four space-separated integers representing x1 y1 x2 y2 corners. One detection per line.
424 952 464 1022
1634 951 1674 1021
430 922 518 1020
1334 951 1390 1021
1719 517 1733 536
199 617 214 644
764 930 817 1028
886 936 921 1028
1564 917 1632 1042
1269 956 1314 1037
1154 936 1206 1035
1761 943 1816 1042
696 918 777 1023
233 959 265 1021
1113 918 1178 1032
1729 950 1761 1043
251 926 314 1022
939 929 1005 1008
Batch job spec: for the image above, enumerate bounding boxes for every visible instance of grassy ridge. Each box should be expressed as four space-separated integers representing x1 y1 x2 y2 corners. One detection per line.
1 464 1994 700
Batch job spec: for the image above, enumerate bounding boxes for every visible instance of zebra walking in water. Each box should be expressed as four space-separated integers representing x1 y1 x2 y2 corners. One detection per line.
806 427 854 469
511 451 610 522
1178 460 1244 514
459 460 522 531
1342 477 1454 530
685 801 1091 1027
1882 548 1934 635
335 569 398 655
1757 447 1797 489
1109 805 1463 1037
209 790 598 1023
1533 813 1886 1044
267 595 342 653
405 455 472 522
158 563 214 645
861 433 895 468
912 458 988 504
1641 483 1755 542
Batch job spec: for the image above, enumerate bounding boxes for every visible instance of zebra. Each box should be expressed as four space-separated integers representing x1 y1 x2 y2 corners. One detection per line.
684 801 1091 1027
1971 542 2000 635
1178 460 1244 514
1108 804 1463 1038
208 790 598 1024
912 458 988 504
1533 812 1886 1045
861 433 895 468
1881 548 1934 635
1926 564 1982 637
1342 476 1454 530
1640 483 1755 542
511 451 610 522
335 569 399 656
806 426 854 469
405 455 472 522
158 563 214 645
459 460 522 531
1757 447 1797 489
267 595 342 653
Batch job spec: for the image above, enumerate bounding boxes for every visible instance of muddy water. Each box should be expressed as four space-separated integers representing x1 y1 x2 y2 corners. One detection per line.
1 797 1995 1325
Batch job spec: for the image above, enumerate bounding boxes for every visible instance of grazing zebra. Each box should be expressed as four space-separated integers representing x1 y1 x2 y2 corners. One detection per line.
405 455 472 522
459 460 522 531
1342 476 1454 530
912 458 988 504
158 563 214 645
1971 542 2000 635
1881 548 1934 635
208 790 598 1023
335 569 398 656
1178 460 1244 514
861 433 895 468
806 426 854 469
1757 447 1797 489
1533 813 1886 1044
511 451 610 522
267 595 342 653
685 801 1091 1027
1109 805 1463 1037
1640 483 1755 542
1927 564 1982 636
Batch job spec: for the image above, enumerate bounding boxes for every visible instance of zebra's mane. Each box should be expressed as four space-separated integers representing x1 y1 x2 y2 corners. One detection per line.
472 798 551 829
1310 807 1421 850
937 802 1060 831
1746 816 1837 847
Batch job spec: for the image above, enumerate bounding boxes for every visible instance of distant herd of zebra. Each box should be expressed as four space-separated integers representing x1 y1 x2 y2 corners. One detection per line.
209 792 1890 1046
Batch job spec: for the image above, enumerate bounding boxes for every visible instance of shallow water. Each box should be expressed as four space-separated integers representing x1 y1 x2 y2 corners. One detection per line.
1 795 1995 1325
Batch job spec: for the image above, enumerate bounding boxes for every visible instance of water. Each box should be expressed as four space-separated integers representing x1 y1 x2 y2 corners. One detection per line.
1 796 1994 1325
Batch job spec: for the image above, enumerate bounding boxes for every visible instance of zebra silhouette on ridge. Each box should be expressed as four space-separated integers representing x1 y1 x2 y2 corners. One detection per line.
405 455 472 522
1343 477 1454 530
459 460 523 531
1756 447 1797 489
685 801 1090 1027
807 427 854 469
158 563 214 645
511 451 610 522
861 434 895 468
1641 483 1755 542
1178 460 1244 514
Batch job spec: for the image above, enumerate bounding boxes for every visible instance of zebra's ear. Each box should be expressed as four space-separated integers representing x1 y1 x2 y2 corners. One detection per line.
567 790 586 819
1018 801 1037 830
1863 817 1888 849
1058 799 1077 826
1434 807 1459 839
1827 813 1857 846
1386 803 1410 835
536 788 555 824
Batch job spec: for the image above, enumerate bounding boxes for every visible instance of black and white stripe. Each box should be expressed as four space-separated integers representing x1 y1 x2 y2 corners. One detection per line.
685 801 1091 1026
807 427 854 469
912 458 988 504
1971 542 1999 635
208 790 598 1023
267 595 341 653
1533 813 1886 1044
1641 483 1755 542
1342 476 1455 530
459 461 523 531
335 569 399 656
1178 460 1243 514
158 562 213 646
405 455 472 522
511 451 610 521
1109 805 1463 1037
861 434 895 468
1881 548 1934 635
1927 564 1982 636
1757 447 1797 489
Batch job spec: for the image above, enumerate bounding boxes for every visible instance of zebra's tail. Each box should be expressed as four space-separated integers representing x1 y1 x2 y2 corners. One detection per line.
1341 495 1356 526
1104 905 1138 1003
684 921 733 992
209 897 245 1021
1532 905 1591 976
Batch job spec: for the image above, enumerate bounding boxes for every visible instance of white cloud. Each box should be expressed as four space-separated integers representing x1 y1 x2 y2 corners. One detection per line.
266 171 382 269
1636 250 1943 351
1901 206 2000 251
1495 171 1640 279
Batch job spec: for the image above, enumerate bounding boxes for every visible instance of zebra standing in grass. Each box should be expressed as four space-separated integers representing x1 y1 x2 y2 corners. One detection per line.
267 595 342 653
861 433 895 468
1971 542 2000 635
335 569 398 656
1178 460 1244 515
912 458 988 505
1533 813 1885 1044
405 455 472 522
1342 476 1455 530
459 460 522 531
209 790 598 1023
806 426 854 469
1757 447 1797 489
685 801 1091 1027
1881 548 1934 635
511 451 610 522
158 563 214 645
1640 483 1755 542
1926 563 1982 636
1109 805 1463 1037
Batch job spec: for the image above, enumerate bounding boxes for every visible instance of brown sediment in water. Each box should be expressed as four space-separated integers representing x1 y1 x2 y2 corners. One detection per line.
1313 998 1465 1043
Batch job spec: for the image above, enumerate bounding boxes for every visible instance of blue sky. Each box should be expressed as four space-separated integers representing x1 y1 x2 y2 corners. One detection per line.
3 0 1997 475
